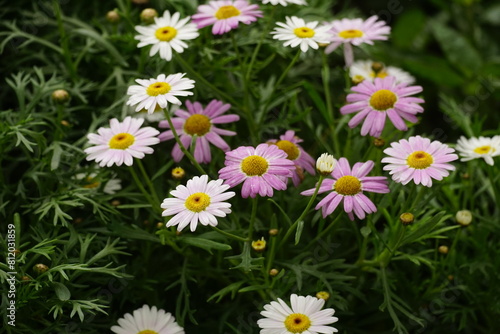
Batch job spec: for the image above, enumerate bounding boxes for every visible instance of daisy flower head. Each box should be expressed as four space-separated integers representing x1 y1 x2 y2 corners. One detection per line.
316 153 337 175
84 117 160 167
161 175 235 232
261 0 306 5
340 76 424 138
267 130 315 186
219 144 296 198
158 100 239 164
455 135 500 166
192 0 262 35
126 73 195 115
301 158 389 220
350 60 415 85
382 136 459 187
134 11 199 61
325 16 391 67
111 304 184 334
271 16 330 52
258 294 339 334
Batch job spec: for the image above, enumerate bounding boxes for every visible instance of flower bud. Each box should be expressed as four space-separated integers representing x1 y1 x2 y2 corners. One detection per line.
140 8 158 24
132 0 149 5
456 210 472 226
33 264 49 275
51 89 70 104
156 222 164 229
252 237 266 252
111 200 121 207
399 213 414 225
172 167 185 180
316 291 330 300
438 245 449 254
373 138 385 148
316 153 337 175
60 120 70 127
269 228 279 236
106 10 120 23
269 268 279 277
371 62 384 73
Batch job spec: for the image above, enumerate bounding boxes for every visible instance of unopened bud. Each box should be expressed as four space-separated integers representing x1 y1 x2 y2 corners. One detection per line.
172 167 185 180
461 173 470 179
21 275 31 282
316 153 337 175
60 120 70 127
33 264 49 275
73 217 83 224
106 10 120 23
456 210 472 226
132 0 149 5
438 245 449 254
251 237 266 252
371 62 384 73
269 268 279 277
400 213 414 225
316 291 330 300
269 228 279 236
156 222 164 229
373 138 385 147
52 89 70 104
140 8 158 24
448 275 454 281
111 200 121 207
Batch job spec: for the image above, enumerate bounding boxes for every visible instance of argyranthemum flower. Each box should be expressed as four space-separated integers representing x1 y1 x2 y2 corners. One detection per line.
111 304 184 334
316 153 337 175
267 130 315 186
158 99 239 164
261 0 306 5
126 73 195 115
134 10 199 61
325 16 390 67
192 0 262 35
85 117 160 167
161 175 235 232
258 294 339 334
271 16 330 52
301 158 389 220
382 136 459 187
340 76 424 137
219 144 295 198
455 135 500 166
349 60 415 85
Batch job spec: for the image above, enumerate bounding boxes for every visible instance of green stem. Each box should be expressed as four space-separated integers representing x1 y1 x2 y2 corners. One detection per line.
163 109 207 176
53 0 77 81
248 197 258 240
128 165 161 213
321 52 341 156
374 222 406 268
410 186 426 211
305 212 343 250
211 226 248 242
136 159 161 204
245 6 275 81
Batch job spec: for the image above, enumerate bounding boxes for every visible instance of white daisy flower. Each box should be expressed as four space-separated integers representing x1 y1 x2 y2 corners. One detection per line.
456 136 500 166
258 294 339 334
271 16 330 53
134 11 199 61
316 153 337 175
349 60 415 85
126 73 195 115
84 117 160 167
111 304 184 334
161 175 235 232
261 0 307 6
76 172 122 194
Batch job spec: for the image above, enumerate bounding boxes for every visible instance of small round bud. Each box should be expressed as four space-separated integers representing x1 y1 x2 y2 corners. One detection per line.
438 245 449 254
447 275 454 281
172 167 185 180
251 237 266 252
106 10 120 23
60 120 70 127
269 228 279 236
52 89 70 104
316 291 330 300
352 75 365 85
269 268 279 277
21 275 31 282
13 249 21 256
73 217 84 224
456 210 472 226
373 138 385 148
156 222 164 229
132 0 149 5
371 62 384 73
111 200 121 207
140 8 158 24
316 153 337 175
33 264 49 275
400 213 414 225
143 220 150 226
461 173 470 180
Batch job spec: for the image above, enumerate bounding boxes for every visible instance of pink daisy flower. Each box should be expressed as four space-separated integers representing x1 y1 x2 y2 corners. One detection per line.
340 76 424 138
219 144 295 198
158 100 239 164
192 0 263 35
381 136 458 187
325 16 391 67
84 117 160 167
301 158 389 220
267 130 315 186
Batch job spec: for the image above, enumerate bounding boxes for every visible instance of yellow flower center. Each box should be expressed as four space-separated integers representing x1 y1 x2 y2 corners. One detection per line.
184 114 211 136
155 26 178 41
370 71 388 79
146 82 171 96
334 175 362 196
275 140 300 160
352 74 365 84
185 192 211 212
473 145 494 154
293 27 315 38
140 104 163 114
406 151 433 169
109 133 135 150
215 5 240 20
83 176 100 189
284 313 311 333
338 29 364 39
137 331 159 334
241 155 269 176
251 238 266 251
369 89 398 111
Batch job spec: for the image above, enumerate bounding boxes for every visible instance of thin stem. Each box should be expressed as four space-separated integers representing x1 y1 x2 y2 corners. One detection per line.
163 109 207 176
322 52 341 156
305 212 343 250
128 165 161 213
136 159 161 204
53 0 77 81
248 197 258 240
211 226 248 242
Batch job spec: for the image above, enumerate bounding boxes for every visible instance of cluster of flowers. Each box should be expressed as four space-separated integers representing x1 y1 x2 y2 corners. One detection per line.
81 1 500 333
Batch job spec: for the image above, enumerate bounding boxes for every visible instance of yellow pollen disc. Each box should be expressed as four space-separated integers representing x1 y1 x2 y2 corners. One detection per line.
352 75 365 84
155 26 178 41
215 5 240 20
275 140 300 160
284 313 311 333
137 330 159 334
83 176 100 189
406 151 433 169
146 82 171 96
109 133 135 150
369 89 398 111
334 175 362 196
293 27 315 38
241 155 269 176
338 29 364 39
473 145 494 154
185 192 211 212
184 114 211 136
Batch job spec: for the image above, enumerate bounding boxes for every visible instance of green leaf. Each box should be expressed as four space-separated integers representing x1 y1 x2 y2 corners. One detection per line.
401 211 450 246
207 281 245 303
72 28 128 67
294 220 305 245
392 9 428 50
180 237 231 254
53 282 71 301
